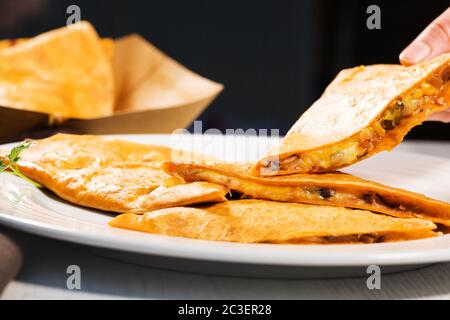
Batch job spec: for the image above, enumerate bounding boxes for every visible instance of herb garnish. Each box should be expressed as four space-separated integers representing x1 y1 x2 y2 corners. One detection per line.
0 142 42 188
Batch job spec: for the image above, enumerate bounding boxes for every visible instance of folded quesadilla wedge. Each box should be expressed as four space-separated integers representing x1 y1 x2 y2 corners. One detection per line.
11 134 226 213
253 54 450 176
110 200 438 244
0 21 114 119
163 161 450 226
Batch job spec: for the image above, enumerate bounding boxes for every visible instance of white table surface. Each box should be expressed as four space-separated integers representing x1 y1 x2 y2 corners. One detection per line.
1 140 449 300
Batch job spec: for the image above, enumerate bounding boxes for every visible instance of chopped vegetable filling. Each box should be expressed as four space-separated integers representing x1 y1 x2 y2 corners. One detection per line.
266 74 450 174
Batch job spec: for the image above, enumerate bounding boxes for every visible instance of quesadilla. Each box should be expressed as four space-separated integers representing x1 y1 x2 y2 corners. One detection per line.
163 161 450 226
13 134 227 213
110 200 438 244
253 54 450 175
0 21 114 119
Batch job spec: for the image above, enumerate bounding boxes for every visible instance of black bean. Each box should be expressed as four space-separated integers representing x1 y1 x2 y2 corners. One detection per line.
375 194 399 209
362 194 373 204
319 188 335 199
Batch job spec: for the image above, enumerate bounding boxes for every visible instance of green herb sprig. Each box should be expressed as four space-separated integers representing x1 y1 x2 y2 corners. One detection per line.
0 142 42 188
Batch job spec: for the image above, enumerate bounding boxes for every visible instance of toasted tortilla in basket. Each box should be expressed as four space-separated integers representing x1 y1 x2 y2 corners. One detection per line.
0 21 114 119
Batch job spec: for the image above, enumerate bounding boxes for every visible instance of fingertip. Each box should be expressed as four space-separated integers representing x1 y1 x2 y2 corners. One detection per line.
399 53 414 66
427 111 450 123
399 41 432 66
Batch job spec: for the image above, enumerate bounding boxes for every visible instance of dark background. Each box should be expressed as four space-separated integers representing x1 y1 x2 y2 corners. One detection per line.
1 0 449 139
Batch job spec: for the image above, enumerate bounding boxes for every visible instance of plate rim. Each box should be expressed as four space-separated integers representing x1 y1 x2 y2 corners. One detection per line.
1 134 450 268
2 207 450 267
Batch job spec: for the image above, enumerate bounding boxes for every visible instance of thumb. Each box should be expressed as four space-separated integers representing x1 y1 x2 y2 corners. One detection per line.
400 7 450 66
427 110 450 123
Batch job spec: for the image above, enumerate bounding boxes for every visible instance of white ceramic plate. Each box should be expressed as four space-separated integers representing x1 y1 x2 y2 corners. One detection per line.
1 134 450 279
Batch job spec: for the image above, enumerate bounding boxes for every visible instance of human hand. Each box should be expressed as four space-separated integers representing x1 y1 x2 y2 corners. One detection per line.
400 7 450 65
400 7 450 122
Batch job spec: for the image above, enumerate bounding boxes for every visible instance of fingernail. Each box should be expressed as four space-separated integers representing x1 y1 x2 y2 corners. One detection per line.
400 41 431 65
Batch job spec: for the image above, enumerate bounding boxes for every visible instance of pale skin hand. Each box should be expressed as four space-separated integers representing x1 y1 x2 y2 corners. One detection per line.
400 7 450 122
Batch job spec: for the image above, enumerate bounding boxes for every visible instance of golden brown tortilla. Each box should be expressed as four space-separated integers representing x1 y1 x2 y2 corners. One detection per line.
253 54 450 175
0 37 114 61
14 134 227 213
110 200 438 244
0 21 114 119
163 161 450 226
